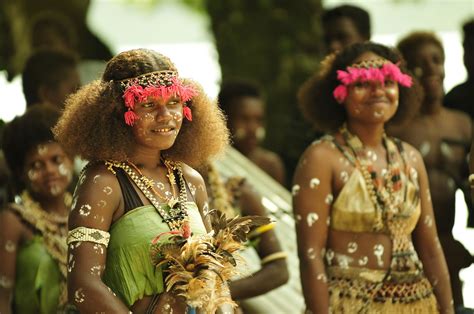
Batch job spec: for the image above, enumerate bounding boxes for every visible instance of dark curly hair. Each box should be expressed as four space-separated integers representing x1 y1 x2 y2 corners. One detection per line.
22 49 79 106
53 49 229 168
298 42 420 132
322 5 371 40
217 78 264 119
2 105 61 185
397 31 444 69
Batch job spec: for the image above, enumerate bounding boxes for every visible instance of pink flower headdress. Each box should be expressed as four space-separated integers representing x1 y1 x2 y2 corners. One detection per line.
333 59 413 103
118 70 197 126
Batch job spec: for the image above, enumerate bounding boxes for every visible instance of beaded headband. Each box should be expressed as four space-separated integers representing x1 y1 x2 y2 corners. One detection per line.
118 70 197 126
333 58 413 103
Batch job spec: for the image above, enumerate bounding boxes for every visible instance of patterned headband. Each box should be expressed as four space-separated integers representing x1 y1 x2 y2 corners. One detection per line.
333 59 413 103
118 70 197 126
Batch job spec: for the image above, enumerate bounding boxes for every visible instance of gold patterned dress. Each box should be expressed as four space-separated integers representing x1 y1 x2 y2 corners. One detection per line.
326 131 439 313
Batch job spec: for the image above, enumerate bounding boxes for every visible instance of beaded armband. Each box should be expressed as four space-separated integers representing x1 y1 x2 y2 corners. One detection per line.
261 251 288 265
68 227 110 247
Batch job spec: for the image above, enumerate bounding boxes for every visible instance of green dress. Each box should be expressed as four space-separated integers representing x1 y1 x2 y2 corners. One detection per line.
14 236 63 314
102 202 207 307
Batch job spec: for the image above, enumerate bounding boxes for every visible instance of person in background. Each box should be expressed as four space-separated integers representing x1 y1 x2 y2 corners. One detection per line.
218 79 286 185
295 41 453 313
200 162 289 311
22 49 80 109
444 19 474 120
322 4 371 54
0 105 75 314
392 31 473 312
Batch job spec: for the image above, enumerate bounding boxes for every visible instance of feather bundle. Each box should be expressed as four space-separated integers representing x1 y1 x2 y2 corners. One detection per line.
150 211 271 313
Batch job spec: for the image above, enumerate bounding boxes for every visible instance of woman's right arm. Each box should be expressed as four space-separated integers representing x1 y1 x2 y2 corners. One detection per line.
67 164 130 313
293 143 333 314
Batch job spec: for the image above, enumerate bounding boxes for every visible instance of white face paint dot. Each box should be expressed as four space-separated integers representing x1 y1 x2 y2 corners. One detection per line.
0 275 13 288
423 215 433 227
90 265 103 276
309 178 320 189
74 288 85 303
97 200 107 208
307 248 317 259
316 273 327 282
295 214 302 223
410 168 418 180
291 184 300 196
93 244 105 255
358 256 368 266
373 244 385 267
79 204 92 216
340 171 349 183
325 194 334 205
5 240 16 253
419 141 431 157
93 175 101 183
58 163 70 177
103 186 113 195
347 242 358 254
306 212 319 227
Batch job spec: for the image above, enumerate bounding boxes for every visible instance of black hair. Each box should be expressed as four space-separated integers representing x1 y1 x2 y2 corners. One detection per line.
322 4 371 40
2 105 61 187
217 78 263 118
22 49 78 106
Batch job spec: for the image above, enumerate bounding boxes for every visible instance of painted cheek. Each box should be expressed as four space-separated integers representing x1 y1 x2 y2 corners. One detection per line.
37 145 48 156
144 113 154 121
173 112 183 122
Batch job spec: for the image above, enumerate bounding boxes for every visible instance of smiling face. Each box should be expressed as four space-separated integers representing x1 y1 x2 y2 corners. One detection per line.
343 52 400 125
23 142 73 199
131 95 184 151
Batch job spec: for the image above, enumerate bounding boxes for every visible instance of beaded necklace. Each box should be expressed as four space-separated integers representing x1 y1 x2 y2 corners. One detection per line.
106 159 189 231
339 125 403 231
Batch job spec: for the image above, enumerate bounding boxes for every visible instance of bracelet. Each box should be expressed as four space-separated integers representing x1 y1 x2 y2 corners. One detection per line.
261 251 288 265
68 226 110 247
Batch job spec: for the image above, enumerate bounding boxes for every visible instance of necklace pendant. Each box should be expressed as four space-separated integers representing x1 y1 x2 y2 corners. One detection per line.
167 197 179 209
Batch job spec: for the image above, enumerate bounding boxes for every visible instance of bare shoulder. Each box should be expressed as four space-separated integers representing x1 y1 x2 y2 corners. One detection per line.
0 205 26 238
180 162 205 187
258 148 284 165
300 137 339 165
399 141 424 170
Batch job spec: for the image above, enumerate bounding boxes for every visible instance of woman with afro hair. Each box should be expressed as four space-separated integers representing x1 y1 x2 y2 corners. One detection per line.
54 49 234 313
294 42 453 313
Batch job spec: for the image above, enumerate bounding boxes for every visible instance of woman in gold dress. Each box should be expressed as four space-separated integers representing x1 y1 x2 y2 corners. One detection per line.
294 42 453 313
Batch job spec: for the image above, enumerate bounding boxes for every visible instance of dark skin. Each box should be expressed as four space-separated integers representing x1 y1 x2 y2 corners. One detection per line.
229 96 286 185
389 42 472 307
0 142 74 314
323 16 367 53
201 169 289 301
67 96 231 314
37 66 81 109
294 51 453 313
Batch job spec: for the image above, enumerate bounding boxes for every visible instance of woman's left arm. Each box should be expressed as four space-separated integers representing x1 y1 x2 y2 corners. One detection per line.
410 146 454 314
228 182 289 300
183 164 212 232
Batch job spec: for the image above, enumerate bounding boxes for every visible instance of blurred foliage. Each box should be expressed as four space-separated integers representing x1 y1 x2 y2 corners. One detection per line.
205 0 324 184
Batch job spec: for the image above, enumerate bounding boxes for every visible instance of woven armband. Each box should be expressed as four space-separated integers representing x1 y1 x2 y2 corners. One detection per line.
261 251 288 265
68 227 110 247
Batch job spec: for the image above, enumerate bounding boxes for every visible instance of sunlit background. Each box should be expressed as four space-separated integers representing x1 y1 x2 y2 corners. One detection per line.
1 0 473 306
